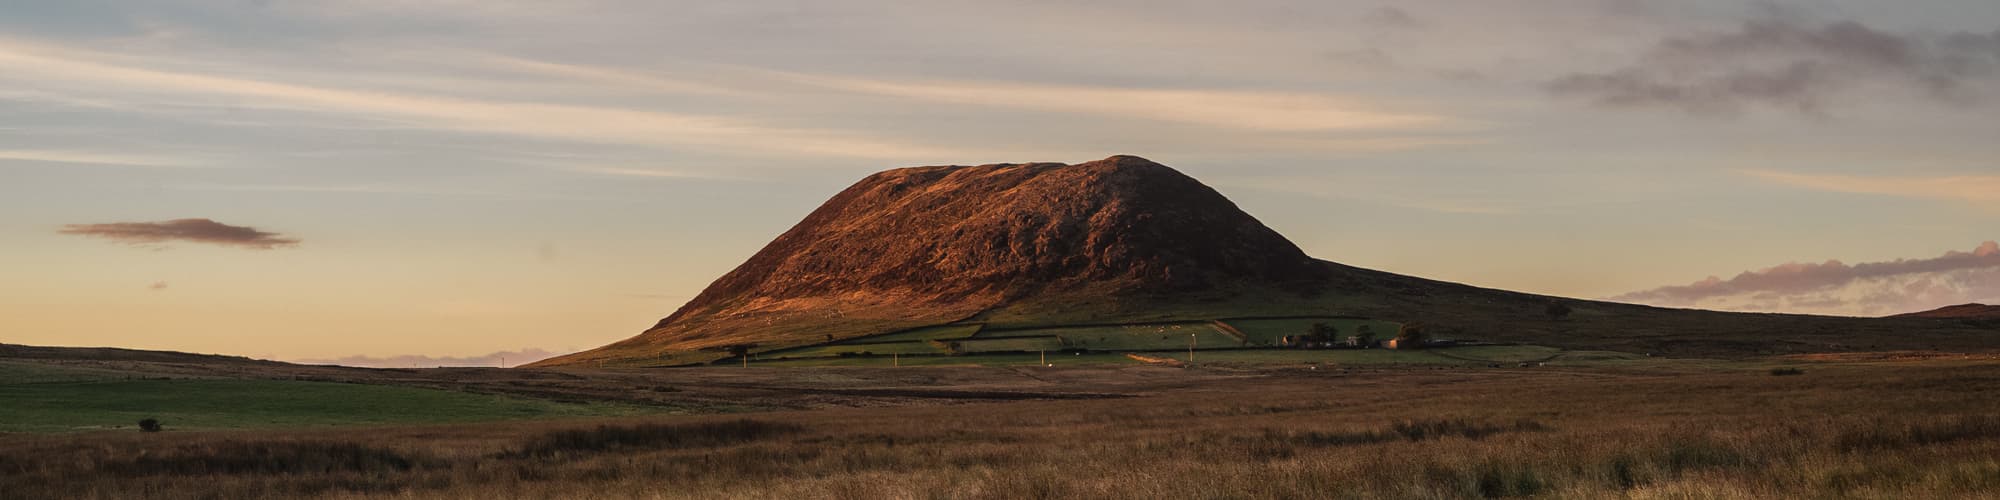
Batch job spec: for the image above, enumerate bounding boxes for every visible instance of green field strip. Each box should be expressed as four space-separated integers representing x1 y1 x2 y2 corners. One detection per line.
851 324 985 343
0 379 652 433
760 341 946 359
1218 317 1404 346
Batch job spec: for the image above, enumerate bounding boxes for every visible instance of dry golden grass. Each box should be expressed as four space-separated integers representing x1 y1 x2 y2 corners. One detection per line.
4 360 1998 499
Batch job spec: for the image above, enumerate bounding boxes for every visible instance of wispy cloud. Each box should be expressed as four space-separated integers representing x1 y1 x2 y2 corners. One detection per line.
1361 7 1422 30
1613 241 2000 315
59 218 300 249
165 183 440 194
563 165 761 181
0 149 199 167
0 39 972 161
292 348 564 368
1745 170 2000 206
440 54 1462 133
784 73 1453 132
1218 176 1518 215
458 53 750 98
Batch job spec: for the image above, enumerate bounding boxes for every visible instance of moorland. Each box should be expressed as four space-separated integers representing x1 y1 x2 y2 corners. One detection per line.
4 345 1999 499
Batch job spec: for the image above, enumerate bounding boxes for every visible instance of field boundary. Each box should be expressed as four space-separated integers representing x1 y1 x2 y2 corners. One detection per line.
1210 321 1249 344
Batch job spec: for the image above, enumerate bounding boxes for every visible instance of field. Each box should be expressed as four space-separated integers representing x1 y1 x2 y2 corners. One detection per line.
852 324 983 343
758 341 946 359
752 352 1140 367
998 322 1243 350
0 361 652 433
753 317 1383 365
0 379 651 433
4 355 1999 498
1220 317 1406 345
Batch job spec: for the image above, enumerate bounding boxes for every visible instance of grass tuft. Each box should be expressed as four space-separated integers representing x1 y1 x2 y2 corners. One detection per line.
504 419 804 459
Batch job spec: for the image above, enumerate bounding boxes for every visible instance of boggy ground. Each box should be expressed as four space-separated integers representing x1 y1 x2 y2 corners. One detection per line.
4 358 1999 499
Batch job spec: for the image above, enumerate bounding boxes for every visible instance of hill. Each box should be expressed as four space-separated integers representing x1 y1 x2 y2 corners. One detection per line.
536 156 1338 366
0 343 277 365
1892 304 2000 319
533 156 1997 367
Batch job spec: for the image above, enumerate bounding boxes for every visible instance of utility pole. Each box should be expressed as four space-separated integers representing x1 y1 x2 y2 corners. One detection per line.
1189 333 1197 363
893 353 899 367
1040 350 1046 366
742 352 748 368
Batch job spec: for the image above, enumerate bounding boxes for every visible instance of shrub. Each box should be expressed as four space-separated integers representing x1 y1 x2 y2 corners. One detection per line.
1395 323 1428 349
138 418 162 433
1391 418 1549 441
1475 460 1546 498
1837 415 2000 451
505 419 805 459
101 441 419 476
1250 418 1551 453
1771 367 1805 376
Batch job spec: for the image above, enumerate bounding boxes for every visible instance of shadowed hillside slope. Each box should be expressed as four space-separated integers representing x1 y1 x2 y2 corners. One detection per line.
534 156 1997 367
1893 304 2000 319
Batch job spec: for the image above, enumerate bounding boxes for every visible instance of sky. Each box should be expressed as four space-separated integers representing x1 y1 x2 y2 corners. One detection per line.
3 0 1997 366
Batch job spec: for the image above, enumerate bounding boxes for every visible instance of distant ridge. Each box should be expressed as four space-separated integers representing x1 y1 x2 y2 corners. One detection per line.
0 343 274 365
1893 304 2000 319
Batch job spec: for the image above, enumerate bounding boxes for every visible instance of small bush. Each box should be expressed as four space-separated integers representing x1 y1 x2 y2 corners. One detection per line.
1771 367 1805 376
1250 418 1551 455
1657 438 1748 473
101 441 420 476
1391 418 1550 441
1838 415 2000 451
1475 461 1546 498
506 419 805 459
137 418 162 433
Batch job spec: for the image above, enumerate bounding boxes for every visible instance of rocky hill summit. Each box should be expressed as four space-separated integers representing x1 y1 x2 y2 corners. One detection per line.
534 155 1330 366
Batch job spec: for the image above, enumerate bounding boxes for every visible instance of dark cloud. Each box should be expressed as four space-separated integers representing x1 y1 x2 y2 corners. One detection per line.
1614 241 2000 315
1361 7 1420 29
294 348 564 368
1324 48 1396 69
59 218 300 249
1548 19 2000 115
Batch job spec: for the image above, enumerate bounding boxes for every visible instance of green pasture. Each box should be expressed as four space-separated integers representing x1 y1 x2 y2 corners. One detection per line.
761 341 945 359
0 378 650 433
750 352 1140 367
857 324 983 343
1218 318 1405 346
985 323 1243 350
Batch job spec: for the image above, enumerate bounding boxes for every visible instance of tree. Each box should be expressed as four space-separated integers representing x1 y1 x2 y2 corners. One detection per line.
1395 323 1428 349
1307 322 1340 343
1355 325 1377 348
138 418 162 432
722 344 758 366
724 344 754 358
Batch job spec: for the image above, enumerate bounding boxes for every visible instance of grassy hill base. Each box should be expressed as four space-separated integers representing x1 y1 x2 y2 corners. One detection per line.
748 316 1408 365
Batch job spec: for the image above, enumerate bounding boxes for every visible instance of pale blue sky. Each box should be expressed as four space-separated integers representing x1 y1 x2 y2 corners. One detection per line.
3 1 1996 363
